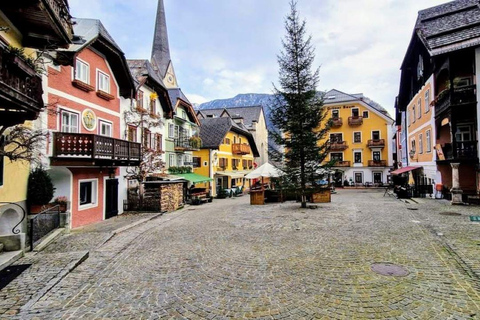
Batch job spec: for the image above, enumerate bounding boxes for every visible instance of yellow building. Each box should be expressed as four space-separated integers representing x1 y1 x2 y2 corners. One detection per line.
193 116 259 196
322 90 394 186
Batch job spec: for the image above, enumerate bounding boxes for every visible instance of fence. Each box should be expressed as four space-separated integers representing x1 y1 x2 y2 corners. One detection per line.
29 205 60 251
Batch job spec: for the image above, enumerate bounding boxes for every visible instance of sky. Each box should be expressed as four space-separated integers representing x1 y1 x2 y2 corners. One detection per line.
68 0 443 116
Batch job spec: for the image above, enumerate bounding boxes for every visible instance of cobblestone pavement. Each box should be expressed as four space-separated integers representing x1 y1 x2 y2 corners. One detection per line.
2 190 480 319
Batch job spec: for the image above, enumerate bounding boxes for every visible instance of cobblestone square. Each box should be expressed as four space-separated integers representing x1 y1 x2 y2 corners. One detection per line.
2 189 480 319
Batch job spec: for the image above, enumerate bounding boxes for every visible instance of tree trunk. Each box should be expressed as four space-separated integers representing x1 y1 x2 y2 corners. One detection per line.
300 148 307 208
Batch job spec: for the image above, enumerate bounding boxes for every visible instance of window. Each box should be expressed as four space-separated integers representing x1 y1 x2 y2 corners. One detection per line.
354 151 362 164
224 138 231 145
372 131 380 140
411 139 416 152
137 90 144 109
353 132 361 143
232 159 240 169
99 120 112 137
219 158 228 168
417 98 421 119
143 128 151 149
407 110 411 127
242 159 247 168
182 110 186 119
412 105 416 123
330 133 343 142
174 125 179 139
426 130 431 153
354 172 363 183
169 154 175 167
425 90 430 113
128 125 137 142
330 153 343 161
168 124 174 138
419 134 423 154
61 110 79 133
79 180 97 207
193 157 201 168
332 109 339 119
155 133 162 151
456 125 472 142
362 111 369 118
97 71 110 93
373 172 382 183
75 59 89 83
150 99 156 115
352 108 359 117
373 151 381 161
248 160 253 169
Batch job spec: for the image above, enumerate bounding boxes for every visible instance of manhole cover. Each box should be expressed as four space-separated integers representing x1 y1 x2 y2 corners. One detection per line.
439 212 461 216
371 263 409 277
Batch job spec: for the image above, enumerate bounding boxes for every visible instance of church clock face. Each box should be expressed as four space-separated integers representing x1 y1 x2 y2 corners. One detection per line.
167 75 174 84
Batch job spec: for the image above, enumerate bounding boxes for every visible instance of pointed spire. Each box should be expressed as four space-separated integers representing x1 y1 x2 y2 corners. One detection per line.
151 0 171 78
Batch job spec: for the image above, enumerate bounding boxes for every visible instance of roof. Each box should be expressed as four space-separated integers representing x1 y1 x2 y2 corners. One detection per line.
57 18 135 98
199 117 260 157
391 166 422 175
151 0 172 78
195 106 264 130
324 89 392 118
171 173 212 183
415 0 480 56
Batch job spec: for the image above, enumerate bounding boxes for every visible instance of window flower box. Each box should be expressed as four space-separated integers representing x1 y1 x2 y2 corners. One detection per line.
96 90 115 101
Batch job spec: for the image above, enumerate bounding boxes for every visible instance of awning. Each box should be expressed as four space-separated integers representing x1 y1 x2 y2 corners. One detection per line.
215 170 250 178
172 173 213 183
390 166 422 175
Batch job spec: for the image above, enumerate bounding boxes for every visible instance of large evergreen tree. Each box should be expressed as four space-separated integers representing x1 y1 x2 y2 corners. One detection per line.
270 0 331 208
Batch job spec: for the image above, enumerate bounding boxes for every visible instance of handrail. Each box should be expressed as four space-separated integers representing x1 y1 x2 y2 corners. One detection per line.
0 202 26 235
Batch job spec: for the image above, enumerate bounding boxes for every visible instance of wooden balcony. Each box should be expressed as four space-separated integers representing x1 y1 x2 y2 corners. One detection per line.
348 116 363 126
0 45 43 127
334 161 351 167
232 143 251 155
0 0 73 49
51 132 141 167
330 141 348 151
435 85 477 117
331 117 343 128
437 141 478 163
367 139 385 148
368 160 387 167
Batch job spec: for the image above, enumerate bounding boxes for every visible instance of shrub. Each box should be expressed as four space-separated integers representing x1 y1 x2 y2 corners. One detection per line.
27 167 55 205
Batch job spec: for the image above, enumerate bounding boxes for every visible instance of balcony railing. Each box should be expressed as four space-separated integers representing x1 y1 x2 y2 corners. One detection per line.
232 143 251 155
368 160 387 167
435 85 477 117
348 116 363 126
0 45 43 127
330 141 348 151
367 139 385 148
52 132 141 166
439 141 478 161
0 0 73 49
331 117 343 128
174 136 201 151
334 160 351 167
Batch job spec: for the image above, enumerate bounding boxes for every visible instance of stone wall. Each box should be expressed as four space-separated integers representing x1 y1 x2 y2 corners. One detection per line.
160 183 184 212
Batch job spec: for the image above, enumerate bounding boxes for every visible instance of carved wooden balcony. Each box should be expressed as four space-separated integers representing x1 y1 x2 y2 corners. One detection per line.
348 116 363 126
367 139 385 148
331 117 343 128
330 141 348 151
435 85 477 117
334 161 351 167
0 0 74 49
232 143 251 155
0 45 43 127
368 160 387 167
51 132 141 166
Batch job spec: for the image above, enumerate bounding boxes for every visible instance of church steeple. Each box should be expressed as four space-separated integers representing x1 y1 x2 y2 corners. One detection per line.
151 0 178 88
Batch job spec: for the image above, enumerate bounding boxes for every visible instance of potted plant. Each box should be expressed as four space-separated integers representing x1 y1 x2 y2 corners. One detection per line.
188 136 202 149
53 196 68 213
27 167 55 214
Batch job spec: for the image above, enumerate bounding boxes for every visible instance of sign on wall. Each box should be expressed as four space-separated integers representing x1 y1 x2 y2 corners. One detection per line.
82 109 97 131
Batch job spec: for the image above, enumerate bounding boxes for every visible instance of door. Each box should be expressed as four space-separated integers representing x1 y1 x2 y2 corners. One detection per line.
373 172 382 184
105 179 119 219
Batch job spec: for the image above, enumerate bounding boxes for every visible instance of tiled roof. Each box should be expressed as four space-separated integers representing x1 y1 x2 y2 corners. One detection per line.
197 106 263 129
199 117 260 157
127 59 167 91
67 18 122 53
415 0 480 56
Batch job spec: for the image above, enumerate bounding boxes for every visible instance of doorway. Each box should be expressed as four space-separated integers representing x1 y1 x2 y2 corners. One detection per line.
105 179 119 220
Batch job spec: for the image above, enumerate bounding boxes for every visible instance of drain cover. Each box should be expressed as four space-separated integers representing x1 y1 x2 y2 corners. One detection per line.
371 263 409 277
439 212 461 216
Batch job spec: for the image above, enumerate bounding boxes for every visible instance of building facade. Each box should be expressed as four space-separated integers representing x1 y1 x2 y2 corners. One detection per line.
40 18 138 228
193 117 259 196
323 90 394 186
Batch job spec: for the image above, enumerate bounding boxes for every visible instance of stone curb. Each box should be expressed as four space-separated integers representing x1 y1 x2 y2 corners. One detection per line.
20 250 89 312
0 250 23 271
33 228 65 252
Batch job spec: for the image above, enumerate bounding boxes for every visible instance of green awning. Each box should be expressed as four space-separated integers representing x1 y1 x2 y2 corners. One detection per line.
173 173 213 184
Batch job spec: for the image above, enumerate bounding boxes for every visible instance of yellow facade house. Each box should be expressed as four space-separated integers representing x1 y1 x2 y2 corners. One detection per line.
193 116 259 196
321 90 394 187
